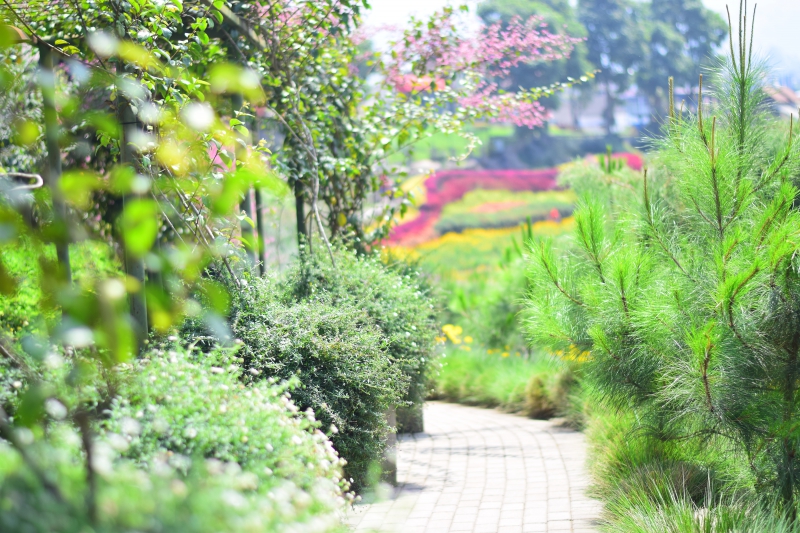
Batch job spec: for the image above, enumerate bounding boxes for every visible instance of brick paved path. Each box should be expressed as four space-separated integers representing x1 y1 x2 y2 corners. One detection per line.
347 402 600 533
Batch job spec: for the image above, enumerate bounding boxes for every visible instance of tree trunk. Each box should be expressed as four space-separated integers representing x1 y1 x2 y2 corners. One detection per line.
255 188 266 275
38 45 71 286
294 178 307 248
119 99 148 344
231 93 258 268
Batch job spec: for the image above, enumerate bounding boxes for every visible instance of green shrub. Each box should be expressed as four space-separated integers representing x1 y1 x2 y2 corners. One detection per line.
0 429 346 533
583 405 798 532
0 239 120 336
224 277 406 490
283 247 439 428
105 346 347 513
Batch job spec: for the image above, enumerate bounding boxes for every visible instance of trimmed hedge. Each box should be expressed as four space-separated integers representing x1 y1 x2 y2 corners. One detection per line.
226 279 406 489
283 248 438 431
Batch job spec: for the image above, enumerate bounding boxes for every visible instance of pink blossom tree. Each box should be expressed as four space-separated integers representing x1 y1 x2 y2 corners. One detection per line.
376 6 587 131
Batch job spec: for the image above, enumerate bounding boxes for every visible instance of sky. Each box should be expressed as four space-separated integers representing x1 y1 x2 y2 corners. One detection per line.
364 0 800 85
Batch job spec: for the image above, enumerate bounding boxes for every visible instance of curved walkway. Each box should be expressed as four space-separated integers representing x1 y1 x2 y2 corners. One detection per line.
347 402 600 533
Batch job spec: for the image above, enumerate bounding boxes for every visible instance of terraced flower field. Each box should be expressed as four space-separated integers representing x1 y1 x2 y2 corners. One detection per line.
387 153 642 272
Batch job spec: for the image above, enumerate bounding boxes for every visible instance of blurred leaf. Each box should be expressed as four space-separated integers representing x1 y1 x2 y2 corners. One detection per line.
211 170 249 216
60 170 102 209
208 63 265 104
110 165 137 194
0 259 17 295
16 385 48 427
11 119 40 147
145 284 180 333
119 198 160 257
198 279 230 315
118 41 163 73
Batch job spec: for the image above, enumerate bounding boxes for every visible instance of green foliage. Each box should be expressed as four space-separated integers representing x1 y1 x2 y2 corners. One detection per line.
0 433 346 533
0 239 120 337
527 9 800 512
106 347 348 505
223 277 406 490
431 345 572 419
284 247 439 410
585 405 800 532
442 224 544 351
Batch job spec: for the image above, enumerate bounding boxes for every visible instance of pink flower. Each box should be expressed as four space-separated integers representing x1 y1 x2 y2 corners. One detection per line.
378 9 582 129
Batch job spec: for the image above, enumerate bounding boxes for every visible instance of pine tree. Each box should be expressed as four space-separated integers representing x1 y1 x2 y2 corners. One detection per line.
527 4 800 511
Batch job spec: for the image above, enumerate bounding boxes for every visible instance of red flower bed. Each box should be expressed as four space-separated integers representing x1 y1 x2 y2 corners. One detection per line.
388 153 643 245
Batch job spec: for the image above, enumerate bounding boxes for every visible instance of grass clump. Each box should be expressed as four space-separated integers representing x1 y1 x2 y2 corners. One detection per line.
586 405 800 532
431 346 576 419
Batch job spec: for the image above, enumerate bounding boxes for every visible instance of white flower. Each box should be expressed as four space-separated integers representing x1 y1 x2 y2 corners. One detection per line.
44 399 67 420
181 102 215 132
120 417 142 436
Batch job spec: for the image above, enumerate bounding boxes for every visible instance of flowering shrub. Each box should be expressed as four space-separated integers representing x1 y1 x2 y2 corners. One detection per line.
225 279 406 490
106 347 348 514
381 8 584 128
0 434 343 533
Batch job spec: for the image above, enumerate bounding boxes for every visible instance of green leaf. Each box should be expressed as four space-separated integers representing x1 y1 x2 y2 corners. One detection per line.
198 279 231 315
60 170 102 209
119 198 160 257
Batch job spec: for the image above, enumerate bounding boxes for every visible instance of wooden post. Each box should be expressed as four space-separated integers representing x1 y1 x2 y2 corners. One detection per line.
382 406 398 486
37 44 71 285
254 187 266 275
231 93 258 269
119 100 148 342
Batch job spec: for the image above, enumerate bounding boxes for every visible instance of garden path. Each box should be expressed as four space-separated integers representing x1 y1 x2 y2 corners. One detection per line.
347 401 600 533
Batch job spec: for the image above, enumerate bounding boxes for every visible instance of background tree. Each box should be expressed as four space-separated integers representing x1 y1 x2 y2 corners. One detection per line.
478 0 593 130
578 0 647 135
637 0 727 121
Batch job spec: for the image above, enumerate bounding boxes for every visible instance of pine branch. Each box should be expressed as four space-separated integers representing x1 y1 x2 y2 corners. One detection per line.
535 241 584 308
642 171 691 279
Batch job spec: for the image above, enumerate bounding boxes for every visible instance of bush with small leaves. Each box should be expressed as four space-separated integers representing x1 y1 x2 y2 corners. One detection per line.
0 425 346 533
224 280 406 489
284 247 438 431
104 346 348 523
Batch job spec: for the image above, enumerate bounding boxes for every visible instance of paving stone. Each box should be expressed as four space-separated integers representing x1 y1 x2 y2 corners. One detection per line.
346 402 601 532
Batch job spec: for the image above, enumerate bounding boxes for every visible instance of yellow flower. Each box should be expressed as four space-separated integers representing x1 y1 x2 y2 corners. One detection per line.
550 344 591 363
441 324 463 344
464 336 473 344
501 352 510 358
